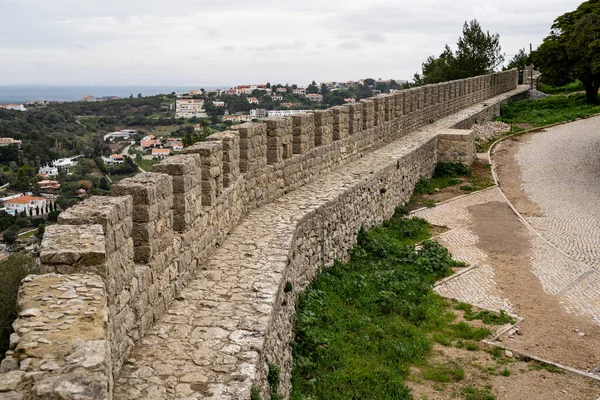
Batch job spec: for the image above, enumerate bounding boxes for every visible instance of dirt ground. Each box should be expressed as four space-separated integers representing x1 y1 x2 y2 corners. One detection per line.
408 341 600 400
492 136 542 217
468 201 600 371
490 135 600 371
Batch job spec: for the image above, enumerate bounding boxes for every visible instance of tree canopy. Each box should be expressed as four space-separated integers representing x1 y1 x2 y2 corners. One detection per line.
414 20 504 85
532 0 600 104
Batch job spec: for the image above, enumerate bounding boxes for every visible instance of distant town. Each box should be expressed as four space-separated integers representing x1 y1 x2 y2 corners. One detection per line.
0 75 410 256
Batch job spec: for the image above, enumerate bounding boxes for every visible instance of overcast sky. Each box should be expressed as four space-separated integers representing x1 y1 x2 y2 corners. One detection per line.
0 0 583 86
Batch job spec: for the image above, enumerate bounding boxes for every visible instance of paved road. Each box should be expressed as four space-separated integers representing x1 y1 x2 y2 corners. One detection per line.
516 116 600 269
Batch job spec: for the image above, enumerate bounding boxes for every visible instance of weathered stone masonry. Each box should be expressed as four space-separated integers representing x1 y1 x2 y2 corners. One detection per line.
0 70 523 399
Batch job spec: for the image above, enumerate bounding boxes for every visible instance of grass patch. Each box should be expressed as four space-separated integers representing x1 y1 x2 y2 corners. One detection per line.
455 340 480 351
454 303 514 325
17 230 36 239
529 362 565 374
500 367 511 377
291 213 464 400
134 158 160 171
409 162 494 210
0 254 41 360
422 361 465 383
538 81 584 95
463 386 496 400
498 94 600 128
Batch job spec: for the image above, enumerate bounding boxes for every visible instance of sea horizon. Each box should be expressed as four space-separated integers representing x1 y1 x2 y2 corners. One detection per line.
0 84 230 104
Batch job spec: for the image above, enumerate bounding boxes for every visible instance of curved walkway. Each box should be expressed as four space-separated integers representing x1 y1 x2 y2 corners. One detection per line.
516 116 600 268
415 117 600 373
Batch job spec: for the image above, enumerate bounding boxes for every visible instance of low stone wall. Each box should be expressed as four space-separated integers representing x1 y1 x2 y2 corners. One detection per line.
257 138 437 397
0 70 520 399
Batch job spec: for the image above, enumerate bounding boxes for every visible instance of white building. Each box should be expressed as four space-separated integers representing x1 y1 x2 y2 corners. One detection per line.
152 148 171 159
306 93 323 102
267 110 311 118
267 94 284 101
247 97 259 104
4 196 47 215
103 130 137 142
213 101 226 107
293 88 307 96
176 99 206 118
104 154 125 165
0 137 22 147
38 165 59 177
250 109 268 119
52 157 78 173
0 104 27 111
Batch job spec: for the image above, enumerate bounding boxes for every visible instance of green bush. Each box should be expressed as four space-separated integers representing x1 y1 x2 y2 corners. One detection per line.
2 225 20 245
47 210 61 223
433 162 471 178
0 254 41 359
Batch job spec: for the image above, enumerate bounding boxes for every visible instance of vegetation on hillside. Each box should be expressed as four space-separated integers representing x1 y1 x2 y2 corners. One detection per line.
532 0 600 104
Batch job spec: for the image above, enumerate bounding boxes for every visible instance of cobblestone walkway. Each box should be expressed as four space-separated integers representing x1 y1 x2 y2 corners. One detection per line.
113 128 440 399
415 186 600 327
414 189 515 312
416 117 600 337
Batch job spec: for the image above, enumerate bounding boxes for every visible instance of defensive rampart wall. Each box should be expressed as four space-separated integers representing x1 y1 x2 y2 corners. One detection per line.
0 70 520 399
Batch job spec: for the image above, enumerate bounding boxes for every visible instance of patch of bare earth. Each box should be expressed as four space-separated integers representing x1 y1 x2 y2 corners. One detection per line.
492 135 542 217
407 342 600 400
468 202 600 370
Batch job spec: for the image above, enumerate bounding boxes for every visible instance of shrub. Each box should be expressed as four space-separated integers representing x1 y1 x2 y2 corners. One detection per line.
3 225 20 245
433 162 471 178
0 254 41 359
47 210 61 223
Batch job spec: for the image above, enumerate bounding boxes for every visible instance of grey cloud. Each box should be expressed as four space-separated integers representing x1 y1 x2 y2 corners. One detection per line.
247 42 306 52
0 0 587 85
338 41 361 50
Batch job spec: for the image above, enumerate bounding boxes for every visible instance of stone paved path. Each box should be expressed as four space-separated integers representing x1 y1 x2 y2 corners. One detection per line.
417 186 600 324
111 88 529 399
113 128 440 400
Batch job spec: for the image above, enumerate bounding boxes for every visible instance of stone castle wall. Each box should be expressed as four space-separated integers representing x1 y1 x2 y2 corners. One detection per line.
0 70 519 399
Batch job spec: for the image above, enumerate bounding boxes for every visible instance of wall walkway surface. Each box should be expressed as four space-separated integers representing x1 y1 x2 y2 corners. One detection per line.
0 71 524 400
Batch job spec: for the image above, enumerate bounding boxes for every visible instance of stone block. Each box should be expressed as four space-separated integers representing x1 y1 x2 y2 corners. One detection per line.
332 106 349 140
347 102 363 135
41 224 106 274
113 173 173 264
313 110 333 146
292 113 315 154
184 141 224 205
206 131 240 188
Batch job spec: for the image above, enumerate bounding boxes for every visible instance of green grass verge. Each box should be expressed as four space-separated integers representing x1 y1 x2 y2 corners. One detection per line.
17 230 36 239
291 213 492 400
498 94 600 128
538 81 584 95
134 158 160 171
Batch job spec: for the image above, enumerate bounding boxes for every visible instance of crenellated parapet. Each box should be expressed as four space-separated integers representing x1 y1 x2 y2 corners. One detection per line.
0 70 523 399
